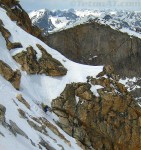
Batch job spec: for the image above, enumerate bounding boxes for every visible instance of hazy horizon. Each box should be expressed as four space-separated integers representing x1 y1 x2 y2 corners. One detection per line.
20 0 141 11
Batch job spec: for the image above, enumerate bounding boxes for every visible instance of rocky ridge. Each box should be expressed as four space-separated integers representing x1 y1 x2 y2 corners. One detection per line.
52 66 141 150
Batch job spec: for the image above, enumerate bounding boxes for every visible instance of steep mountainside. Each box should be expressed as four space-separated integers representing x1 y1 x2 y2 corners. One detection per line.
1 1 141 150
46 14 141 100
46 21 141 77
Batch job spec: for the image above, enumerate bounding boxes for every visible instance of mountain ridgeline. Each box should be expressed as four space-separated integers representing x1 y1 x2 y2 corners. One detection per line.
46 21 141 77
29 9 141 34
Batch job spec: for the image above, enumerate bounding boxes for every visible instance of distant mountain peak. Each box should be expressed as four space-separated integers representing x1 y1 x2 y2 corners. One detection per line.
29 9 141 35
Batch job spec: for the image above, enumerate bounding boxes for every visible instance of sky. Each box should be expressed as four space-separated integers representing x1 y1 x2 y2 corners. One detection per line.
20 0 141 11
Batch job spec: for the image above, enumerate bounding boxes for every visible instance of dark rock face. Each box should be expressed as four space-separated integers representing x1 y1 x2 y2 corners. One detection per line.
52 68 141 150
46 22 141 77
13 45 67 76
0 60 21 90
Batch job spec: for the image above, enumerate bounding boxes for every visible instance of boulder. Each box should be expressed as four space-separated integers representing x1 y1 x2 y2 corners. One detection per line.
0 60 21 89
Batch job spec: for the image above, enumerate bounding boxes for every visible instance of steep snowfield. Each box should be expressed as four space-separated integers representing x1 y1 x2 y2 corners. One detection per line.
0 8 103 149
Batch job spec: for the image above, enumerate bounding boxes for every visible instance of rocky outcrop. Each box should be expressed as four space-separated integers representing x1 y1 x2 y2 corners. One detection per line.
0 106 28 139
13 46 39 74
27 116 71 149
52 68 141 150
0 19 23 50
37 44 67 76
0 0 43 40
0 60 21 89
46 21 141 77
0 104 6 124
16 107 71 149
9 120 28 138
13 45 67 76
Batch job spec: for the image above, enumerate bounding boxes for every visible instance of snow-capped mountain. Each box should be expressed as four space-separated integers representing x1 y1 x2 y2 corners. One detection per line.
29 9 79 34
29 9 141 34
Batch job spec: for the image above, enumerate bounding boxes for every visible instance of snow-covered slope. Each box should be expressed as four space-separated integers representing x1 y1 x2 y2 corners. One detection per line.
29 9 141 36
0 7 103 150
